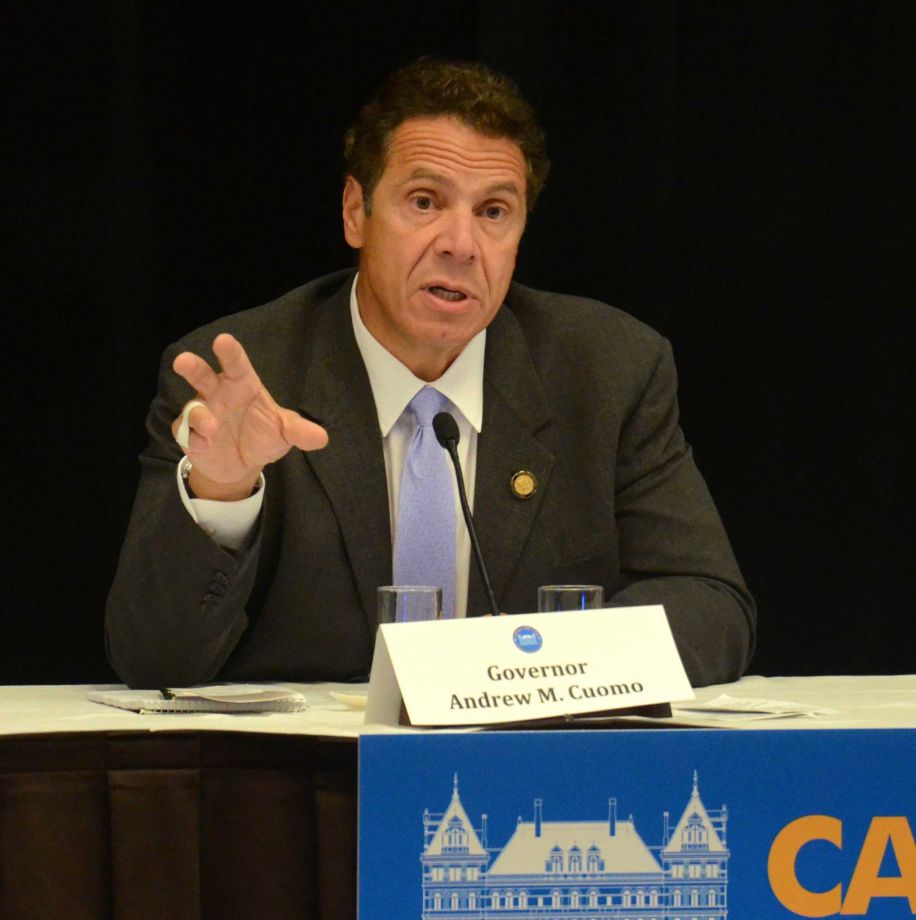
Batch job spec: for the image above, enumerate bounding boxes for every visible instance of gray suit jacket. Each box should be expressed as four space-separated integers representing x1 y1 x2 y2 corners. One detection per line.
106 270 755 688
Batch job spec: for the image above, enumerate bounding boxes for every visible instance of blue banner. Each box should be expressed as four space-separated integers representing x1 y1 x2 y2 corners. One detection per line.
359 728 915 918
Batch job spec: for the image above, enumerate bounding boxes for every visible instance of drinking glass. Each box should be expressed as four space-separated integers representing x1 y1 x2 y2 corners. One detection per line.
377 586 442 624
537 584 604 612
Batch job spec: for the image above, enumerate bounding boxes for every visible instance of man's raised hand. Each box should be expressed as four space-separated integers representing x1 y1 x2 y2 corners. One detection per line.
170 333 328 501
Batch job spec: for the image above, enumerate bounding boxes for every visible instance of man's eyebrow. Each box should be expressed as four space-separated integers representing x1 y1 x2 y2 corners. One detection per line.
484 181 523 200
397 169 522 200
397 168 448 188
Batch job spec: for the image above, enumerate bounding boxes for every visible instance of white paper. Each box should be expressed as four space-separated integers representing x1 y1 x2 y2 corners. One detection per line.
166 685 301 704
677 693 838 719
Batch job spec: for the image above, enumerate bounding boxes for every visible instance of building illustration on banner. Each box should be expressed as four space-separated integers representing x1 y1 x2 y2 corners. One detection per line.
421 771 729 918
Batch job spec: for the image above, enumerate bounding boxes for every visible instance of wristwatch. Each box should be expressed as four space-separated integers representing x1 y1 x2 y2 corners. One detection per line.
179 456 197 498
179 456 262 499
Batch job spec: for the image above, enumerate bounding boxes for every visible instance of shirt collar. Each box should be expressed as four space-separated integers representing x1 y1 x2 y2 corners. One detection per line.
349 274 486 437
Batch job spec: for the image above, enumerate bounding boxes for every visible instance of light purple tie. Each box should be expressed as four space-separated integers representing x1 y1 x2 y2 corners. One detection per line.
394 387 456 618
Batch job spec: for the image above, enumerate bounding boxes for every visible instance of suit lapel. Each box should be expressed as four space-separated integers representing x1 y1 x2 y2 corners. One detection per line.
297 278 392 629
468 305 555 615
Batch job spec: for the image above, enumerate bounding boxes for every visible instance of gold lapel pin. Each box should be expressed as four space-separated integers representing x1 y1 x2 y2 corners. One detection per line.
510 470 538 500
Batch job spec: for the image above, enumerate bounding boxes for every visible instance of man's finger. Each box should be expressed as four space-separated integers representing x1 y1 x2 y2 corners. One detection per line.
172 351 221 398
280 409 329 452
171 400 217 450
211 333 259 383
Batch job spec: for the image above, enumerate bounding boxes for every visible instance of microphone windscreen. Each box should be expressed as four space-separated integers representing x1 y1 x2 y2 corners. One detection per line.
433 411 461 448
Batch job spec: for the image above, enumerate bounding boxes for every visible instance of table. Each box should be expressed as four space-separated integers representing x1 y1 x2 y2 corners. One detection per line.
0 683 367 920
1 676 913 919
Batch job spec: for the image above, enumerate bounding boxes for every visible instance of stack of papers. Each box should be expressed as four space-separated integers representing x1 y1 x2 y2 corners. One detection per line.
88 684 308 714
675 694 837 722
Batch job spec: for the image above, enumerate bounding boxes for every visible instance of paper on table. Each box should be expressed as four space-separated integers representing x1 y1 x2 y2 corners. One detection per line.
677 693 838 719
328 690 368 710
88 684 307 714
166 685 302 704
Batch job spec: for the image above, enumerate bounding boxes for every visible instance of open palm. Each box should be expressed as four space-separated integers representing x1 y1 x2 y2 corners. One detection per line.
171 333 328 493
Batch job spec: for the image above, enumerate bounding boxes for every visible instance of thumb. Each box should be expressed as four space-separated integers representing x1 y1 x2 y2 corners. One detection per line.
280 408 329 452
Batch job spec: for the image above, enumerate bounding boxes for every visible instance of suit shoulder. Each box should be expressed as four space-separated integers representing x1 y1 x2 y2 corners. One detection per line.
151 268 353 420
505 281 667 360
497 282 678 424
176 269 353 353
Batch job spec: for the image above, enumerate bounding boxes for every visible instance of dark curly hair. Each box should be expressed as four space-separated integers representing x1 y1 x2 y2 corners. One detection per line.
343 57 549 213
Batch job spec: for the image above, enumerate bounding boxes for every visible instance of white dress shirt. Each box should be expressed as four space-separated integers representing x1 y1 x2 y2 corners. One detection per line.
177 275 484 617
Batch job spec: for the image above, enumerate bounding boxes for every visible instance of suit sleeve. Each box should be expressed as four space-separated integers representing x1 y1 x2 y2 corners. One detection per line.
105 343 261 689
608 338 757 687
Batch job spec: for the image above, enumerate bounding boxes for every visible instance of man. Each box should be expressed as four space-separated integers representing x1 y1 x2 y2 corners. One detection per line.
106 58 755 690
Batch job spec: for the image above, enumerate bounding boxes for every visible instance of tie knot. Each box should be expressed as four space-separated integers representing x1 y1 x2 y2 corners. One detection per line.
408 387 447 428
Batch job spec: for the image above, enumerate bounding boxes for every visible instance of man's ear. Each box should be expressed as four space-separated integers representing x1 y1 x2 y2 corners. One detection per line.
342 176 367 249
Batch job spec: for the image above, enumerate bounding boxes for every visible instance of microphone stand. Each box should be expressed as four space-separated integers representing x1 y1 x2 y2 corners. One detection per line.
433 412 501 618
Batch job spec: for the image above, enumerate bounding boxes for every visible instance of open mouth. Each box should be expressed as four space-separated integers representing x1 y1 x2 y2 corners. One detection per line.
427 285 468 303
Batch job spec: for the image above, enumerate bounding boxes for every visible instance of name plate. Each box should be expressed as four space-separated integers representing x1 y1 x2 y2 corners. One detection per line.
365 605 693 727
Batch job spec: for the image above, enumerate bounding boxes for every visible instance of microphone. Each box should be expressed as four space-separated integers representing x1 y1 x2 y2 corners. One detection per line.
433 411 501 618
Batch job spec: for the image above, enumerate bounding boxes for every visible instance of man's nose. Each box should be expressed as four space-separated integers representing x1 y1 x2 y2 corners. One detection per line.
433 209 477 263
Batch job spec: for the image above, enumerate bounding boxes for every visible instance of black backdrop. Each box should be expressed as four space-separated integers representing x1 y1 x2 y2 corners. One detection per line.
4 2 913 683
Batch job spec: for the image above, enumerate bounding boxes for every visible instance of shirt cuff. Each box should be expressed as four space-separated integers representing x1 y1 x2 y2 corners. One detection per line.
175 456 264 552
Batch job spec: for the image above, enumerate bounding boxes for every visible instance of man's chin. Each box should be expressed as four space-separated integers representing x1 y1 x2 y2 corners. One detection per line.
418 316 485 349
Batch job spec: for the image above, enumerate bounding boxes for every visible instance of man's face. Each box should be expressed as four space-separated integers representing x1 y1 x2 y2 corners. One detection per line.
343 116 528 380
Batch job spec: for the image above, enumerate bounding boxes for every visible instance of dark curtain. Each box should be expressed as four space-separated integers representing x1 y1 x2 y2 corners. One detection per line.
4 1 913 682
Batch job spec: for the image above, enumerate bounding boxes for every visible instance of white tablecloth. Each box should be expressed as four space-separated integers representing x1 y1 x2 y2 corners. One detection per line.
1 674 913 738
